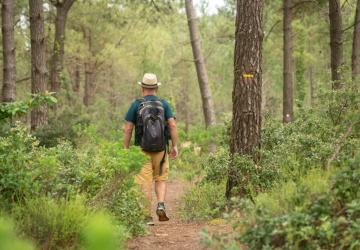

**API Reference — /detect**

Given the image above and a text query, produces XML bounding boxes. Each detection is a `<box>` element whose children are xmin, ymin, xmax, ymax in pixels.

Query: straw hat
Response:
<box><xmin>138</xmin><ymin>73</ymin><xmax>162</xmax><ymax>88</ymax></box>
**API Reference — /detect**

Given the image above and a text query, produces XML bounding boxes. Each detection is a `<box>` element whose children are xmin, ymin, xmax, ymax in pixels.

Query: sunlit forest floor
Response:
<box><xmin>127</xmin><ymin>178</ymin><xmax>230</xmax><ymax>250</ymax></box>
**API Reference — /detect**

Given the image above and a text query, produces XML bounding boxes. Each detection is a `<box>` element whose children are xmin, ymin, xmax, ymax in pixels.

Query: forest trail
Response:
<box><xmin>127</xmin><ymin>179</ymin><xmax>227</xmax><ymax>250</ymax></box>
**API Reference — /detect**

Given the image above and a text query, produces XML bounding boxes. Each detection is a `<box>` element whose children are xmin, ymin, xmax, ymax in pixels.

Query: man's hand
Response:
<box><xmin>167</xmin><ymin>118</ymin><xmax>178</xmax><ymax>159</ymax></box>
<box><xmin>170</xmin><ymin>146</ymin><xmax>178</xmax><ymax>159</ymax></box>
<box><xmin>123</xmin><ymin>122</ymin><xmax>134</xmax><ymax>149</ymax></box>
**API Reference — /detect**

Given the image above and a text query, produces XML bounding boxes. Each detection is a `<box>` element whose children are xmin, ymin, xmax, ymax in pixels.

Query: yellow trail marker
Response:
<box><xmin>243</xmin><ymin>73</ymin><xmax>254</xmax><ymax>78</ymax></box>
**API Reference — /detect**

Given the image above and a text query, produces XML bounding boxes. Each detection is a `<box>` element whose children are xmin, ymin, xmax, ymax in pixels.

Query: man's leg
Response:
<box><xmin>155</xmin><ymin>180</ymin><xmax>169</xmax><ymax>221</ymax></box>
<box><xmin>135</xmin><ymin>158</ymin><xmax>154</xmax><ymax>225</ymax></box>
<box><xmin>155</xmin><ymin>181</ymin><xmax>167</xmax><ymax>202</ymax></box>
<box><xmin>152</xmin><ymin>151</ymin><xmax>170</xmax><ymax>221</ymax></box>
<box><xmin>141</xmin><ymin>181</ymin><xmax>152</xmax><ymax>214</ymax></box>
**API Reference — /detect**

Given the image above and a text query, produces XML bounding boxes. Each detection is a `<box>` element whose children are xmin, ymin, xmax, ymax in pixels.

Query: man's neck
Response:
<box><xmin>142</xmin><ymin>92</ymin><xmax>157</xmax><ymax>97</ymax></box>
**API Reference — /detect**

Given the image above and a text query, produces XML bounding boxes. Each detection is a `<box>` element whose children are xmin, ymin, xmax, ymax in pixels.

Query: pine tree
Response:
<box><xmin>226</xmin><ymin>0</ymin><xmax>264</xmax><ymax>198</ymax></box>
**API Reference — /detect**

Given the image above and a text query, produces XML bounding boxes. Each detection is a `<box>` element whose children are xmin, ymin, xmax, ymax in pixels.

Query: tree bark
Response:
<box><xmin>72</xmin><ymin>59</ymin><xmax>81</xmax><ymax>93</ymax></box>
<box><xmin>29</xmin><ymin>0</ymin><xmax>48</xmax><ymax>130</ymax></box>
<box><xmin>83</xmin><ymin>61</ymin><xmax>94</xmax><ymax>106</ymax></box>
<box><xmin>329</xmin><ymin>0</ymin><xmax>344</xmax><ymax>89</ymax></box>
<box><xmin>309</xmin><ymin>66</ymin><xmax>315</xmax><ymax>106</ymax></box>
<box><xmin>184</xmin><ymin>80</ymin><xmax>190</xmax><ymax>134</ymax></box>
<box><xmin>49</xmin><ymin>0</ymin><xmax>76</xmax><ymax>94</ymax></box>
<box><xmin>283</xmin><ymin>0</ymin><xmax>294</xmax><ymax>123</ymax></box>
<box><xmin>226</xmin><ymin>0</ymin><xmax>264</xmax><ymax>198</ymax></box>
<box><xmin>352</xmin><ymin>0</ymin><xmax>360</xmax><ymax>80</ymax></box>
<box><xmin>1</xmin><ymin>0</ymin><xmax>16</xmax><ymax>102</ymax></box>
<box><xmin>185</xmin><ymin>0</ymin><xmax>216</xmax><ymax>127</ymax></box>
<box><xmin>83</xmin><ymin>28</ymin><xmax>95</xmax><ymax>106</ymax></box>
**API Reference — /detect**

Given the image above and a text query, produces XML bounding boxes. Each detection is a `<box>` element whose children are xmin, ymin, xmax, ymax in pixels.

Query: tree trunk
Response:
<box><xmin>50</xmin><ymin>0</ymin><xmax>76</xmax><ymax>94</ymax></box>
<box><xmin>72</xmin><ymin>59</ymin><xmax>81</xmax><ymax>93</ymax></box>
<box><xmin>309</xmin><ymin>66</ymin><xmax>315</xmax><ymax>106</ymax></box>
<box><xmin>183</xmin><ymin>75</ymin><xmax>190</xmax><ymax>133</ymax></box>
<box><xmin>1</xmin><ymin>0</ymin><xmax>16</xmax><ymax>102</ymax></box>
<box><xmin>185</xmin><ymin>0</ymin><xmax>216</xmax><ymax>127</ymax></box>
<box><xmin>29</xmin><ymin>0</ymin><xmax>48</xmax><ymax>131</ymax></box>
<box><xmin>283</xmin><ymin>0</ymin><xmax>293</xmax><ymax>123</ymax></box>
<box><xmin>83</xmin><ymin>61</ymin><xmax>94</xmax><ymax>106</ymax></box>
<box><xmin>329</xmin><ymin>0</ymin><xmax>344</xmax><ymax>89</ymax></box>
<box><xmin>352</xmin><ymin>0</ymin><xmax>360</xmax><ymax>80</ymax></box>
<box><xmin>83</xmin><ymin>28</ymin><xmax>94</xmax><ymax>106</ymax></box>
<box><xmin>226</xmin><ymin>0</ymin><xmax>264</xmax><ymax>198</ymax></box>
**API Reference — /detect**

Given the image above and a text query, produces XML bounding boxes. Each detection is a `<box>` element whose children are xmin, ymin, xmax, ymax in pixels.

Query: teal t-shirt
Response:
<box><xmin>124</xmin><ymin>95</ymin><xmax>174</xmax><ymax>124</ymax></box>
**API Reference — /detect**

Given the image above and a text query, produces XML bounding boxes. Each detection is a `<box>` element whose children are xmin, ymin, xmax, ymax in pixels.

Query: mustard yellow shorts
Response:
<box><xmin>135</xmin><ymin>151</ymin><xmax>169</xmax><ymax>185</ymax></box>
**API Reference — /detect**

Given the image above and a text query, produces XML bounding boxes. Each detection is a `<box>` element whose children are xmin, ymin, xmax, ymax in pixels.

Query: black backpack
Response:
<box><xmin>135</xmin><ymin>98</ymin><xmax>167</xmax><ymax>152</ymax></box>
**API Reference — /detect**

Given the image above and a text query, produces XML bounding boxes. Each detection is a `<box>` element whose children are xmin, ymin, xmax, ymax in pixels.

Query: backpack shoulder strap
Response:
<box><xmin>136</xmin><ymin>98</ymin><xmax>146</xmax><ymax>103</ymax></box>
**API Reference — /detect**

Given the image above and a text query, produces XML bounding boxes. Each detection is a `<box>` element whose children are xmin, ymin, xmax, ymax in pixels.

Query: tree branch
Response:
<box><xmin>16</xmin><ymin>77</ymin><xmax>31</xmax><ymax>83</ymax></box>
<box><xmin>63</xmin><ymin>0</ymin><xmax>76</xmax><ymax>12</ymax></box>
<box><xmin>326</xmin><ymin>121</ymin><xmax>359</xmax><ymax>170</ymax></box>
<box><xmin>290</xmin><ymin>0</ymin><xmax>317</xmax><ymax>10</ymax></box>
<box><xmin>265</xmin><ymin>20</ymin><xmax>281</xmax><ymax>41</ymax></box>
<box><xmin>150</xmin><ymin>0</ymin><xmax>161</xmax><ymax>12</ymax></box>
<box><xmin>343</xmin><ymin>19</ymin><xmax>360</xmax><ymax>33</ymax></box>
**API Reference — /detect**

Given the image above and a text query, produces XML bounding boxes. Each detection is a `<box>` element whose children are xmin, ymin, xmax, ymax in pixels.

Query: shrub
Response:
<box><xmin>179</xmin><ymin>125</ymin><xmax>228</xmax><ymax>152</ymax></box>
<box><xmin>0</xmin><ymin>217</ymin><xmax>35</xmax><ymax>250</ymax></box>
<box><xmin>77</xmin><ymin>142</ymin><xmax>145</xmax><ymax>198</ymax></box>
<box><xmin>227</xmin><ymin>154</ymin><xmax>280</xmax><ymax>199</ymax></box>
<box><xmin>0</xmin><ymin>93</ymin><xmax>57</xmax><ymax>124</ymax></box>
<box><xmin>0</xmin><ymin>125</ymin><xmax>39</xmax><ymax>205</ymax></box>
<box><xmin>202</xmin><ymin>147</ymin><xmax>230</xmax><ymax>183</ymax></box>
<box><xmin>207</xmin><ymin>155</ymin><xmax>360</xmax><ymax>250</ymax></box>
<box><xmin>0</xmin><ymin>124</ymin><xmax>145</xmax><ymax>205</ymax></box>
<box><xmin>33</xmin><ymin>110</ymin><xmax>90</xmax><ymax>147</ymax></box>
<box><xmin>81</xmin><ymin>212</ymin><xmax>127</xmax><ymax>250</ymax></box>
<box><xmin>0</xmin><ymin>124</ymin><xmax>146</xmax><ymax>248</ymax></box>
<box><xmin>260</xmin><ymin>112</ymin><xmax>334</xmax><ymax>180</ymax></box>
<box><xmin>108</xmin><ymin>181</ymin><xmax>146</xmax><ymax>236</ymax></box>
<box><xmin>180</xmin><ymin>181</ymin><xmax>227</xmax><ymax>221</ymax></box>
<box><xmin>12</xmin><ymin>197</ymin><xmax>89</xmax><ymax>249</ymax></box>
<box><xmin>254</xmin><ymin>169</ymin><xmax>331</xmax><ymax>216</ymax></box>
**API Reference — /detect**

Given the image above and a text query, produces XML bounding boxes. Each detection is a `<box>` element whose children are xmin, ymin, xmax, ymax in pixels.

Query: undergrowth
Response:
<box><xmin>0</xmin><ymin>123</ymin><xmax>147</xmax><ymax>249</ymax></box>
<box><xmin>199</xmin><ymin>84</ymin><xmax>360</xmax><ymax>249</ymax></box>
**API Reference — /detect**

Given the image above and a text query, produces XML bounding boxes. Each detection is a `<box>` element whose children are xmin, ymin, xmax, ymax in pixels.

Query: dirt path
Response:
<box><xmin>127</xmin><ymin>179</ymin><xmax>216</xmax><ymax>250</ymax></box>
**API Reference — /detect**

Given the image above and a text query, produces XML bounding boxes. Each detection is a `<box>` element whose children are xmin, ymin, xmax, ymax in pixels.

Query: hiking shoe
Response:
<box><xmin>145</xmin><ymin>216</ymin><xmax>155</xmax><ymax>226</ymax></box>
<box><xmin>156</xmin><ymin>203</ymin><xmax>170</xmax><ymax>222</ymax></box>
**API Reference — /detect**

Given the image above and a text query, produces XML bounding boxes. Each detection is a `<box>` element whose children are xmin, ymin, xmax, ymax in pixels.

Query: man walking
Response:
<box><xmin>124</xmin><ymin>73</ymin><xmax>178</xmax><ymax>225</ymax></box>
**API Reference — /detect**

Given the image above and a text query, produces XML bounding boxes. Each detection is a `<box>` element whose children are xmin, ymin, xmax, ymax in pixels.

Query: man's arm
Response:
<box><xmin>167</xmin><ymin>118</ymin><xmax>178</xmax><ymax>158</ymax></box>
<box><xmin>123</xmin><ymin>121</ymin><xmax>134</xmax><ymax>149</ymax></box>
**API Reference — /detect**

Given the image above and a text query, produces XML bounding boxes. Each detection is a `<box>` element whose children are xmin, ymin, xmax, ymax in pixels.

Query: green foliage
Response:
<box><xmin>0</xmin><ymin>123</ymin><xmax>147</xmax><ymax>248</ymax></box>
<box><xmin>238</xmin><ymin>162</ymin><xmax>360</xmax><ymax>250</ymax></box>
<box><xmin>200</xmin><ymin>86</ymin><xmax>360</xmax><ymax>248</ymax></box>
<box><xmin>3</xmin><ymin>0</ymin><xmax>360</xmax><ymax>248</ymax></box>
<box><xmin>179</xmin><ymin>86</ymin><xmax>360</xmax><ymax>247</ymax></box>
<box><xmin>0</xmin><ymin>93</ymin><xmax>57</xmax><ymax>123</ymax></box>
<box><xmin>330</xmin><ymin>155</ymin><xmax>360</xmax><ymax>204</ymax></box>
<box><xmin>261</xmin><ymin>111</ymin><xmax>334</xmax><ymax>178</ymax></box>
<box><xmin>108</xmin><ymin>182</ymin><xmax>146</xmax><ymax>236</ymax></box>
<box><xmin>12</xmin><ymin>197</ymin><xmax>128</xmax><ymax>250</ymax></box>
<box><xmin>180</xmin><ymin>181</ymin><xmax>226</xmax><ymax>221</ymax></box>
<box><xmin>0</xmin><ymin>125</ymin><xmax>39</xmax><ymax>204</ymax></box>
<box><xmin>12</xmin><ymin>197</ymin><xmax>89</xmax><ymax>250</ymax></box>
<box><xmin>0</xmin><ymin>124</ymin><xmax>146</xmax><ymax>205</ymax></box>
<box><xmin>229</xmin><ymin>154</ymin><xmax>280</xmax><ymax>199</ymax></box>
<box><xmin>0</xmin><ymin>217</ymin><xmax>35</xmax><ymax>250</ymax></box>
<box><xmin>321</xmin><ymin>81</ymin><xmax>360</xmax><ymax>126</ymax></box>
<box><xmin>254</xmin><ymin>169</ymin><xmax>331</xmax><ymax>216</ymax></box>
<box><xmin>81</xmin><ymin>212</ymin><xmax>127</xmax><ymax>250</ymax></box>
<box><xmin>179</xmin><ymin>125</ymin><xmax>226</xmax><ymax>151</ymax></box>
<box><xmin>174</xmin><ymin>124</ymin><xmax>229</xmax><ymax>181</ymax></box>
<box><xmin>204</xmin><ymin>161</ymin><xmax>360</xmax><ymax>249</ymax></box>
<box><xmin>33</xmin><ymin>108</ymin><xmax>90</xmax><ymax>147</ymax></box>
<box><xmin>201</xmin><ymin>147</ymin><xmax>230</xmax><ymax>183</ymax></box>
